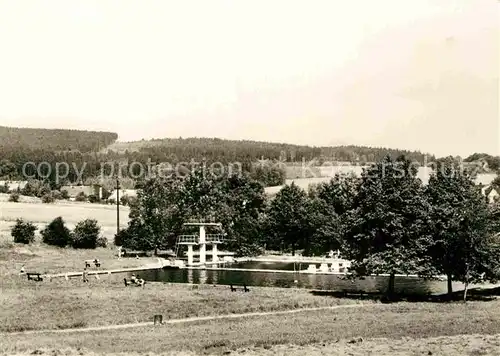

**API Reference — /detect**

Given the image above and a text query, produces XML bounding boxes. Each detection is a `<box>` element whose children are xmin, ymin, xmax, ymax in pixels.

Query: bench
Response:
<box><xmin>26</xmin><ymin>273</ymin><xmax>43</xmax><ymax>282</ymax></box>
<box><xmin>230</xmin><ymin>284</ymin><xmax>249</xmax><ymax>292</ymax></box>
<box><xmin>85</xmin><ymin>259</ymin><xmax>101</xmax><ymax>268</ymax></box>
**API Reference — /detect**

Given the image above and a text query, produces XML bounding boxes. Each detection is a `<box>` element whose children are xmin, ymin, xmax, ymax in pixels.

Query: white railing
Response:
<box><xmin>205</xmin><ymin>234</ymin><xmax>225</xmax><ymax>243</ymax></box>
<box><xmin>177</xmin><ymin>234</ymin><xmax>226</xmax><ymax>244</ymax></box>
<box><xmin>177</xmin><ymin>235</ymin><xmax>198</xmax><ymax>244</ymax></box>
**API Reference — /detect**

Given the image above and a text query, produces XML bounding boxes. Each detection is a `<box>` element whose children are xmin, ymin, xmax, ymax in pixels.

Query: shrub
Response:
<box><xmin>20</xmin><ymin>180</ymin><xmax>51</xmax><ymax>197</ymax></box>
<box><xmin>51</xmin><ymin>190</ymin><xmax>62</xmax><ymax>200</ymax></box>
<box><xmin>114</xmin><ymin>229</ymin><xmax>127</xmax><ymax>246</ymax></box>
<box><xmin>127</xmin><ymin>196</ymin><xmax>139</xmax><ymax>208</ymax></box>
<box><xmin>60</xmin><ymin>190</ymin><xmax>70</xmax><ymax>200</ymax></box>
<box><xmin>11</xmin><ymin>219</ymin><xmax>37</xmax><ymax>244</ymax></box>
<box><xmin>101</xmin><ymin>188</ymin><xmax>112</xmax><ymax>200</ymax></box>
<box><xmin>108</xmin><ymin>198</ymin><xmax>116</xmax><ymax>205</ymax></box>
<box><xmin>120</xmin><ymin>195</ymin><xmax>130</xmax><ymax>206</ymax></box>
<box><xmin>88</xmin><ymin>194</ymin><xmax>100</xmax><ymax>203</ymax></box>
<box><xmin>0</xmin><ymin>183</ymin><xmax>9</xmax><ymax>193</ymax></box>
<box><xmin>75</xmin><ymin>192</ymin><xmax>87</xmax><ymax>202</ymax></box>
<box><xmin>38</xmin><ymin>185</ymin><xmax>51</xmax><ymax>198</ymax></box>
<box><xmin>71</xmin><ymin>219</ymin><xmax>101</xmax><ymax>249</ymax></box>
<box><xmin>20</xmin><ymin>181</ymin><xmax>36</xmax><ymax>196</ymax></box>
<box><xmin>8</xmin><ymin>192</ymin><xmax>20</xmax><ymax>202</ymax></box>
<box><xmin>41</xmin><ymin>193</ymin><xmax>55</xmax><ymax>204</ymax></box>
<box><xmin>41</xmin><ymin>217</ymin><xmax>72</xmax><ymax>247</ymax></box>
<box><xmin>96</xmin><ymin>236</ymin><xmax>107</xmax><ymax>248</ymax></box>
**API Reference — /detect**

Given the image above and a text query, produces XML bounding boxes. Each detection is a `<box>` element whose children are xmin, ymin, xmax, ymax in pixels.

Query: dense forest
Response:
<box><xmin>0</xmin><ymin>126</ymin><xmax>118</xmax><ymax>152</ymax></box>
<box><xmin>3</xmin><ymin>126</ymin><xmax>498</xmax><ymax>188</ymax></box>
<box><xmin>109</xmin><ymin>137</ymin><xmax>435</xmax><ymax>164</ymax></box>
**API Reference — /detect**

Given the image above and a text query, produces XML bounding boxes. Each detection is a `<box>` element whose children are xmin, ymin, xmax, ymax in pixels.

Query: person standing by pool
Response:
<box><xmin>130</xmin><ymin>273</ymin><xmax>137</xmax><ymax>284</ymax></box>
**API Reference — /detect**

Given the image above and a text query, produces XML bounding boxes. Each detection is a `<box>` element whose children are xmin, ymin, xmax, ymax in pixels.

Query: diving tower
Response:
<box><xmin>176</xmin><ymin>222</ymin><xmax>226</xmax><ymax>267</ymax></box>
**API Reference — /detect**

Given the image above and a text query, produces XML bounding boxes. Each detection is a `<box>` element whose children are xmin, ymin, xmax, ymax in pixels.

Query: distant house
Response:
<box><xmin>482</xmin><ymin>185</ymin><xmax>500</xmax><ymax>204</ymax></box>
<box><xmin>0</xmin><ymin>180</ymin><xmax>28</xmax><ymax>191</ymax></box>
<box><xmin>107</xmin><ymin>189</ymin><xmax>137</xmax><ymax>202</ymax></box>
<box><xmin>60</xmin><ymin>184</ymin><xmax>102</xmax><ymax>199</ymax></box>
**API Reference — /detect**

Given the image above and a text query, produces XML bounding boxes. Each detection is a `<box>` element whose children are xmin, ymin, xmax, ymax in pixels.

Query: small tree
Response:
<box><xmin>71</xmin><ymin>219</ymin><xmax>101</xmax><ymax>249</ymax></box>
<box><xmin>11</xmin><ymin>219</ymin><xmax>37</xmax><ymax>244</ymax></box>
<box><xmin>41</xmin><ymin>217</ymin><xmax>72</xmax><ymax>247</ymax></box>
<box><xmin>8</xmin><ymin>192</ymin><xmax>20</xmax><ymax>202</ymax></box>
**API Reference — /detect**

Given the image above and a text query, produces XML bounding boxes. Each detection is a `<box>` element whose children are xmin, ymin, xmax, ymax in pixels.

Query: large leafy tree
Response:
<box><xmin>308</xmin><ymin>174</ymin><xmax>359</xmax><ymax>255</ymax></box>
<box><xmin>119</xmin><ymin>169</ymin><xmax>267</xmax><ymax>256</ymax></box>
<box><xmin>217</xmin><ymin>174</ymin><xmax>267</xmax><ymax>256</ymax></box>
<box><xmin>341</xmin><ymin>156</ymin><xmax>432</xmax><ymax>298</ymax></box>
<box><xmin>425</xmin><ymin>158</ymin><xmax>500</xmax><ymax>300</ymax></box>
<box><xmin>267</xmin><ymin>182</ymin><xmax>315</xmax><ymax>255</ymax></box>
<box><xmin>119</xmin><ymin>176</ymin><xmax>186</xmax><ymax>254</ymax></box>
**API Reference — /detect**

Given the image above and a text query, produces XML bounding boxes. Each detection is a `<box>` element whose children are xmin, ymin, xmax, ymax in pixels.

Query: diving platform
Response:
<box><xmin>176</xmin><ymin>222</ymin><xmax>226</xmax><ymax>267</ymax></box>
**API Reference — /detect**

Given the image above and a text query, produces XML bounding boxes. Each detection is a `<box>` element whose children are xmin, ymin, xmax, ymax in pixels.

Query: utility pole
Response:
<box><xmin>116</xmin><ymin>177</ymin><xmax>120</xmax><ymax>236</ymax></box>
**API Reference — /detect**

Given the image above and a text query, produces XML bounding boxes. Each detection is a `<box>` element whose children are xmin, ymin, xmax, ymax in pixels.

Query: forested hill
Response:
<box><xmin>108</xmin><ymin>137</ymin><xmax>435</xmax><ymax>164</ymax></box>
<box><xmin>0</xmin><ymin>129</ymin><xmax>435</xmax><ymax>187</ymax></box>
<box><xmin>0</xmin><ymin>126</ymin><xmax>118</xmax><ymax>153</ymax></box>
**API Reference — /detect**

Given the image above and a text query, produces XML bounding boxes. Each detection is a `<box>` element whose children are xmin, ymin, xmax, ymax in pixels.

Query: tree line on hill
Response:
<box><xmin>115</xmin><ymin>137</ymin><xmax>435</xmax><ymax>164</ymax></box>
<box><xmin>0</xmin><ymin>127</ymin><xmax>439</xmax><ymax>188</ymax></box>
<box><xmin>116</xmin><ymin>155</ymin><xmax>500</xmax><ymax>301</ymax></box>
<box><xmin>0</xmin><ymin>126</ymin><xmax>118</xmax><ymax>153</ymax></box>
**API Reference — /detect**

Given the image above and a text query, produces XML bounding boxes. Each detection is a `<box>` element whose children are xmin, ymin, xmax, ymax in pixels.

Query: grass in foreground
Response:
<box><xmin>3</xmin><ymin>334</ymin><xmax>500</xmax><ymax>356</ymax></box>
<box><xmin>0</xmin><ymin>279</ymin><xmax>362</xmax><ymax>332</ymax></box>
<box><xmin>1</xmin><ymin>300</ymin><xmax>499</xmax><ymax>355</ymax></box>
<box><xmin>0</xmin><ymin>243</ymin><xmax>365</xmax><ymax>333</ymax></box>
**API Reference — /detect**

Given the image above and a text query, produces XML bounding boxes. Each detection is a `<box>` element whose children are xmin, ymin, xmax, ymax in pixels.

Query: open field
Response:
<box><xmin>2</xmin><ymin>300</ymin><xmax>500</xmax><ymax>354</ymax></box>
<box><xmin>0</xmin><ymin>243</ymin><xmax>365</xmax><ymax>333</ymax></box>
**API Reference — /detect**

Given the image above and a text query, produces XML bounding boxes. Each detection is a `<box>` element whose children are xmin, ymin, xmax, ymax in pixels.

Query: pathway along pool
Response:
<box><xmin>134</xmin><ymin>261</ymin><xmax>484</xmax><ymax>295</ymax></box>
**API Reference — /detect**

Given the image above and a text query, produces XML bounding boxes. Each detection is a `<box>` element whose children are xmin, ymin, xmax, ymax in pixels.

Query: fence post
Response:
<box><xmin>154</xmin><ymin>315</ymin><xmax>163</xmax><ymax>325</ymax></box>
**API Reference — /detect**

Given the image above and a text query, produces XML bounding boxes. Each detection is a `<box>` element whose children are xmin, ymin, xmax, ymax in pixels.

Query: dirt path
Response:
<box><xmin>3</xmin><ymin>303</ymin><xmax>376</xmax><ymax>336</ymax></box>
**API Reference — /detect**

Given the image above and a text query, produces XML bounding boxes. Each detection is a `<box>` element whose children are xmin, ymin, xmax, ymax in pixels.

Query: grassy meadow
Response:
<box><xmin>2</xmin><ymin>300</ymin><xmax>500</xmax><ymax>355</ymax></box>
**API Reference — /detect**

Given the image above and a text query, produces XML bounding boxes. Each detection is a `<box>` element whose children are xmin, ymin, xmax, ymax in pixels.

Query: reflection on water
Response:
<box><xmin>134</xmin><ymin>261</ymin><xmax>497</xmax><ymax>295</ymax></box>
<box><xmin>135</xmin><ymin>261</ymin><xmax>459</xmax><ymax>295</ymax></box>
<box><xmin>199</xmin><ymin>269</ymin><xmax>207</xmax><ymax>285</ymax></box>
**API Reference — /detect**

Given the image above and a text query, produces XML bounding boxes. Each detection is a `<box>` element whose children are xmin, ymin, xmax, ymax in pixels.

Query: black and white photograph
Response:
<box><xmin>0</xmin><ymin>1</ymin><xmax>499</xmax><ymax>355</ymax></box>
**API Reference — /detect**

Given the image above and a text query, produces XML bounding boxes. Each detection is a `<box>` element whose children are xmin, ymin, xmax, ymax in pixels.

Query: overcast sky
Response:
<box><xmin>0</xmin><ymin>0</ymin><xmax>498</xmax><ymax>157</ymax></box>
